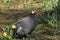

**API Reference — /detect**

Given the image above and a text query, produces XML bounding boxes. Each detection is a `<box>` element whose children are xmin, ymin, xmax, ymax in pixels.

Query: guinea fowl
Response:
<box><xmin>13</xmin><ymin>10</ymin><xmax>37</xmax><ymax>39</ymax></box>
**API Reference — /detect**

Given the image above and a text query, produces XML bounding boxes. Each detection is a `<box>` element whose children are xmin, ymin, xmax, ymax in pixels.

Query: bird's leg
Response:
<box><xmin>17</xmin><ymin>38</ymin><xmax>23</xmax><ymax>40</ymax></box>
<box><xmin>17</xmin><ymin>39</ymin><xmax>21</xmax><ymax>40</ymax></box>
<box><xmin>22</xmin><ymin>37</ymin><xmax>26</xmax><ymax>40</ymax></box>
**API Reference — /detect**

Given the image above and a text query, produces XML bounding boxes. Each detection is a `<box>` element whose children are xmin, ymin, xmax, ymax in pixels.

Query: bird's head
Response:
<box><xmin>31</xmin><ymin>9</ymin><xmax>37</xmax><ymax>15</ymax></box>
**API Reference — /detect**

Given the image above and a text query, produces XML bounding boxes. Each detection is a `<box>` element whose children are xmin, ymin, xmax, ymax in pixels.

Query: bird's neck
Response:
<box><xmin>29</xmin><ymin>14</ymin><xmax>36</xmax><ymax>19</ymax></box>
<box><xmin>26</xmin><ymin>13</ymin><xmax>36</xmax><ymax>18</ymax></box>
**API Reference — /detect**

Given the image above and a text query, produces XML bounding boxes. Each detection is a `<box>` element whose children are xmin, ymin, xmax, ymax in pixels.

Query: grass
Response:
<box><xmin>0</xmin><ymin>23</ymin><xmax>59</xmax><ymax>40</ymax></box>
<box><xmin>0</xmin><ymin>25</ymin><xmax>16</xmax><ymax>40</ymax></box>
<box><xmin>0</xmin><ymin>0</ymin><xmax>59</xmax><ymax>40</ymax></box>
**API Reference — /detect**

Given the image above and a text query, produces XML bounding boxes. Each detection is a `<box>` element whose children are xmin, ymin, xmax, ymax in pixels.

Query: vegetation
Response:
<box><xmin>0</xmin><ymin>0</ymin><xmax>60</xmax><ymax>40</ymax></box>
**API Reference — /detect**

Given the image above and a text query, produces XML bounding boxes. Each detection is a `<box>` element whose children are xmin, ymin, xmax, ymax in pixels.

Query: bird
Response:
<box><xmin>13</xmin><ymin>9</ymin><xmax>37</xmax><ymax>40</ymax></box>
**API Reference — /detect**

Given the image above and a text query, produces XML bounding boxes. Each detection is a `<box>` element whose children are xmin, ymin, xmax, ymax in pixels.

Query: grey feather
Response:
<box><xmin>14</xmin><ymin>15</ymin><xmax>37</xmax><ymax>38</ymax></box>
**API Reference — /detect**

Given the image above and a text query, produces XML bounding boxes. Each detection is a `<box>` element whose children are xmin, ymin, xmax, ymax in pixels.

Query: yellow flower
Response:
<box><xmin>3</xmin><ymin>32</ymin><xmax>7</xmax><ymax>37</ymax></box>
<box><xmin>12</xmin><ymin>25</ymin><xmax>16</xmax><ymax>29</ymax></box>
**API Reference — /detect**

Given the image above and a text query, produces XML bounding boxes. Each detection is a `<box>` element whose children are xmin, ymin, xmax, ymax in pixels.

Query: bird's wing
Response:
<box><xmin>17</xmin><ymin>26</ymin><xmax>25</xmax><ymax>35</ymax></box>
<box><xmin>15</xmin><ymin>17</ymin><xmax>29</xmax><ymax>25</ymax></box>
<box><xmin>17</xmin><ymin>26</ymin><xmax>23</xmax><ymax>33</ymax></box>
<box><xmin>14</xmin><ymin>20</ymin><xmax>23</xmax><ymax>25</ymax></box>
